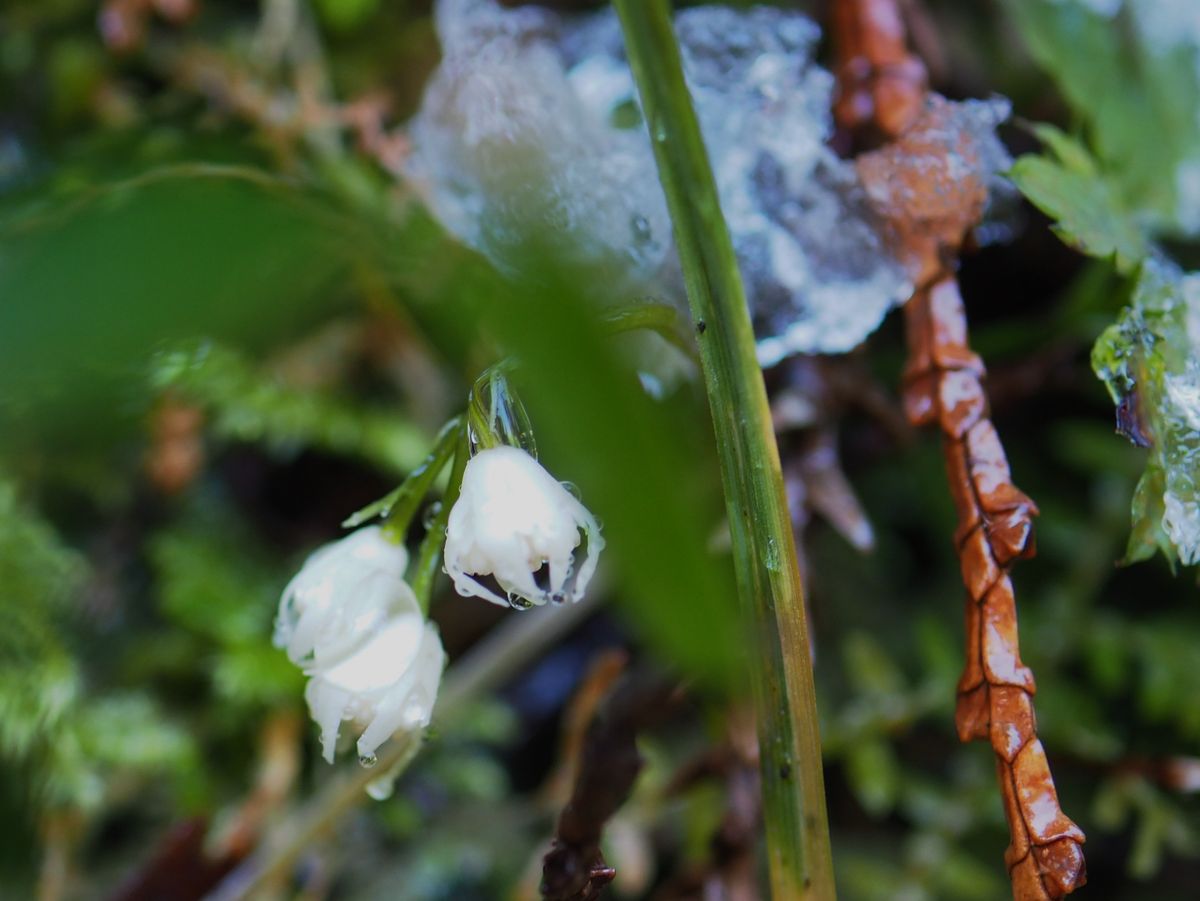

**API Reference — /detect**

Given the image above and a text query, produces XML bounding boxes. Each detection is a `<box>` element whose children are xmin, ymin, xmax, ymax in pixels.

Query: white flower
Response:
<box><xmin>275</xmin><ymin>526</ymin><xmax>446</xmax><ymax>764</ymax></box>
<box><xmin>443</xmin><ymin>446</ymin><xmax>604</xmax><ymax>608</ymax></box>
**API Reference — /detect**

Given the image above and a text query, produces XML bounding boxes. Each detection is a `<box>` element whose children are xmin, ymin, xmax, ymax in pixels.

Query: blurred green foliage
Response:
<box><xmin>0</xmin><ymin>0</ymin><xmax>1199</xmax><ymax>899</ymax></box>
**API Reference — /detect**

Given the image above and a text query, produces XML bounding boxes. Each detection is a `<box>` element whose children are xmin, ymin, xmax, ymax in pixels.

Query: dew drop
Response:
<box><xmin>560</xmin><ymin>480</ymin><xmax>582</xmax><ymax>499</ymax></box>
<box><xmin>630</xmin><ymin>214</ymin><xmax>652</xmax><ymax>244</ymax></box>
<box><xmin>365</xmin><ymin>777</ymin><xmax>394</xmax><ymax>801</ymax></box>
<box><xmin>421</xmin><ymin>501</ymin><xmax>444</xmax><ymax>530</ymax></box>
<box><xmin>358</xmin><ymin>752</ymin><xmax>378</xmax><ymax>769</ymax></box>
<box><xmin>507</xmin><ymin>592</ymin><xmax>534</xmax><ymax>610</ymax></box>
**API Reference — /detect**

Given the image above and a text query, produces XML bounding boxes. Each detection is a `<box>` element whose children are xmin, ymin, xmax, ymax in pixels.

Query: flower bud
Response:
<box><xmin>444</xmin><ymin>446</ymin><xmax>604</xmax><ymax>608</ymax></box>
<box><xmin>275</xmin><ymin>527</ymin><xmax>446</xmax><ymax>764</ymax></box>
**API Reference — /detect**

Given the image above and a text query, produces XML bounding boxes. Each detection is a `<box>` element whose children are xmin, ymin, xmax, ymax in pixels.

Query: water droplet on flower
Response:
<box><xmin>560</xmin><ymin>481</ymin><xmax>582</xmax><ymax>499</ymax></box>
<box><xmin>358</xmin><ymin>752</ymin><xmax>378</xmax><ymax>769</ymax></box>
<box><xmin>507</xmin><ymin>592</ymin><xmax>533</xmax><ymax>610</ymax></box>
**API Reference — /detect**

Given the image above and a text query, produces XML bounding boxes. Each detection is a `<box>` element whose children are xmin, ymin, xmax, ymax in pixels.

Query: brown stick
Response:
<box><xmin>903</xmin><ymin>277</ymin><xmax>1085</xmax><ymax>899</ymax></box>
<box><xmin>832</xmin><ymin>0</ymin><xmax>928</xmax><ymax>140</ymax></box>
<box><xmin>831</xmin><ymin>1</ymin><xmax>1086</xmax><ymax>897</ymax></box>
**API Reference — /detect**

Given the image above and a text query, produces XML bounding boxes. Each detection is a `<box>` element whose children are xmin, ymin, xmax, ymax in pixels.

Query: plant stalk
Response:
<box><xmin>410</xmin><ymin>421</ymin><xmax>470</xmax><ymax>609</ymax></box>
<box><xmin>613</xmin><ymin>2</ymin><xmax>836</xmax><ymax>897</ymax></box>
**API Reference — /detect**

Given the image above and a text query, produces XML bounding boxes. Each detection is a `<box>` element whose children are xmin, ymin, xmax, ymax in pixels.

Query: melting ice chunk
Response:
<box><xmin>1094</xmin><ymin>263</ymin><xmax>1200</xmax><ymax>566</ymax></box>
<box><xmin>408</xmin><ymin>0</ymin><xmax>670</xmax><ymax>290</ymax></box>
<box><xmin>407</xmin><ymin>0</ymin><xmax>1010</xmax><ymax>363</ymax></box>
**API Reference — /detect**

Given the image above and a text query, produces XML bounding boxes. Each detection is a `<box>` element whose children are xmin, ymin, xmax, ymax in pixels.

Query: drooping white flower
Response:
<box><xmin>275</xmin><ymin>526</ymin><xmax>446</xmax><ymax>764</ymax></box>
<box><xmin>443</xmin><ymin>446</ymin><xmax>604</xmax><ymax>608</ymax></box>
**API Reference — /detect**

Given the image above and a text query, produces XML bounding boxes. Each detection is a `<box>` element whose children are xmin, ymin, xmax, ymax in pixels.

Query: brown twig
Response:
<box><xmin>831</xmin><ymin>1</ymin><xmax>1086</xmax><ymax>897</ymax></box>
<box><xmin>832</xmin><ymin>0</ymin><xmax>928</xmax><ymax>143</ymax></box>
<box><xmin>902</xmin><ymin>277</ymin><xmax>1086</xmax><ymax>899</ymax></box>
<box><xmin>541</xmin><ymin>677</ymin><xmax>679</xmax><ymax>901</ymax></box>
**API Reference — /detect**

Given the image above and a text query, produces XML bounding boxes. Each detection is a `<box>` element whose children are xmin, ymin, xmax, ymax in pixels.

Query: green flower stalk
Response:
<box><xmin>614</xmin><ymin>2</ymin><xmax>836</xmax><ymax>897</ymax></box>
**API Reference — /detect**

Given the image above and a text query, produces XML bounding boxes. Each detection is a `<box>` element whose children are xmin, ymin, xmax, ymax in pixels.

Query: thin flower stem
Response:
<box><xmin>343</xmin><ymin>415</ymin><xmax>460</xmax><ymax>536</ymax></box>
<box><xmin>613</xmin><ymin>2</ymin><xmax>836</xmax><ymax>898</ymax></box>
<box><xmin>409</xmin><ymin>420</ymin><xmax>470</xmax><ymax>609</ymax></box>
<box><xmin>600</xmin><ymin>302</ymin><xmax>698</xmax><ymax>361</ymax></box>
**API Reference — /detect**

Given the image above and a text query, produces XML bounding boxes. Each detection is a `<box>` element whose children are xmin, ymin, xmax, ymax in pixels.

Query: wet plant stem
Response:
<box><xmin>410</xmin><ymin>420</ymin><xmax>470</xmax><ymax>609</ymax></box>
<box><xmin>600</xmin><ymin>302</ymin><xmax>698</xmax><ymax>361</ymax></box>
<box><xmin>614</xmin><ymin>2</ymin><xmax>836</xmax><ymax>897</ymax></box>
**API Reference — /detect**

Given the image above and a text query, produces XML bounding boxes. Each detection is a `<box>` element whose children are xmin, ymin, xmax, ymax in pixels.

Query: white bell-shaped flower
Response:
<box><xmin>275</xmin><ymin>526</ymin><xmax>446</xmax><ymax>764</ymax></box>
<box><xmin>443</xmin><ymin>446</ymin><xmax>604</xmax><ymax>608</ymax></box>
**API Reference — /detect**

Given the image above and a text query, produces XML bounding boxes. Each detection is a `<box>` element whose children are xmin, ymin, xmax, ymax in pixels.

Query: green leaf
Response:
<box><xmin>1009</xmin><ymin>151</ymin><xmax>1148</xmax><ymax>274</ymax></box>
<box><xmin>0</xmin><ymin>481</ymin><xmax>85</xmax><ymax>759</ymax></box>
<box><xmin>1008</xmin><ymin>0</ymin><xmax>1200</xmax><ymax>230</ymax></box>
<box><xmin>150</xmin><ymin>517</ymin><xmax>280</xmax><ymax>646</ymax></box>
<box><xmin>0</xmin><ymin>166</ymin><xmax>362</xmax><ymax>451</ymax></box>
<box><xmin>845</xmin><ymin>739</ymin><xmax>899</xmax><ymax>817</ymax></box>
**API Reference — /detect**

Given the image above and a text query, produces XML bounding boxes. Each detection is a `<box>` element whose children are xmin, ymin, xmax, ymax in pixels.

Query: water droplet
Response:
<box><xmin>358</xmin><ymin>752</ymin><xmax>378</xmax><ymax>769</ymax></box>
<box><xmin>365</xmin><ymin>776</ymin><xmax>394</xmax><ymax>801</ymax></box>
<box><xmin>507</xmin><ymin>592</ymin><xmax>533</xmax><ymax>610</ymax></box>
<box><xmin>630</xmin><ymin>215</ymin><xmax>652</xmax><ymax>244</ymax></box>
<box><xmin>421</xmin><ymin>501</ymin><xmax>443</xmax><ymax>530</ymax></box>
<box><xmin>560</xmin><ymin>481</ymin><xmax>582</xmax><ymax>499</ymax></box>
<box><xmin>763</xmin><ymin>537</ymin><xmax>780</xmax><ymax>572</ymax></box>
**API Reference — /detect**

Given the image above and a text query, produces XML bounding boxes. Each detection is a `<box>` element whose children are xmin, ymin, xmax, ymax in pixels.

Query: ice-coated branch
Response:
<box><xmin>613</xmin><ymin>1</ymin><xmax>836</xmax><ymax>897</ymax></box>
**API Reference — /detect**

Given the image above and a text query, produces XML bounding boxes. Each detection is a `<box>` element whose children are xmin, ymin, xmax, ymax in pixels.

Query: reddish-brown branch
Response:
<box><xmin>903</xmin><ymin>279</ymin><xmax>1085</xmax><ymax>899</ymax></box>
<box><xmin>831</xmin><ymin>1</ymin><xmax>1086</xmax><ymax>897</ymax></box>
<box><xmin>832</xmin><ymin>0</ymin><xmax>928</xmax><ymax>141</ymax></box>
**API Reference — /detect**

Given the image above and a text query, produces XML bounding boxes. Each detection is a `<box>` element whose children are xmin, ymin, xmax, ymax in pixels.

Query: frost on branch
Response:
<box><xmin>1093</xmin><ymin>261</ymin><xmax>1200</xmax><ymax>566</ymax></box>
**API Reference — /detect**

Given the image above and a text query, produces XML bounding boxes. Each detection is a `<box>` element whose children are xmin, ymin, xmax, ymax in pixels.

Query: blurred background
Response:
<box><xmin>1</xmin><ymin>1</ymin><xmax>1199</xmax><ymax>899</ymax></box>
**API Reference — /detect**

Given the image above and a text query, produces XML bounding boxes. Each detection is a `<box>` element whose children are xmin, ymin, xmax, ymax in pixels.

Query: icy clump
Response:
<box><xmin>1093</xmin><ymin>262</ymin><xmax>1200</xmax><ymax>565</ymax></box>
<box><xmin>408</xmin><ymin>0</ymin><xmax>671</xmax><ymax>290</ymax></box>
<box><xmin>407</xmin><ymin>1</ymin><xmax>1014</xmax><ymax>363</ymax></box>
<box><xmin>672</xmin><ymin>7</ymin><xmax>912</xmax><ymax>364</ymax></box>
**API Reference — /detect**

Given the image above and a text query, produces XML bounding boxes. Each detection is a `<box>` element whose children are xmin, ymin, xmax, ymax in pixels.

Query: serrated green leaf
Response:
<box><xmin>1009</xmin><ymin>154</ymin><xmax>1148</xmax><ymax>273</ymax></box>
<box><xmin>1029</xmin><ymin>123</ymin><xmax>1098</xmax><ymax>177</ymax></box>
